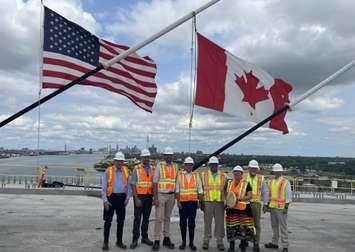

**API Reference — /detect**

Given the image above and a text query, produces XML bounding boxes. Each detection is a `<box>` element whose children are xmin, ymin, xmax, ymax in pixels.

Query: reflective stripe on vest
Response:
<box><xmin>228</xmin><ymin>179</ymin><xmax>249</xmax><ymax>210</ymax></box>
<box><xmin>246</xmin><ymin>174</ymin><xmax>264</xmax><ymax>203</ymax></box>
<box><xmin>158</xmin><ymin>163</ymin><xmax>177</xmax><ymax>191</ymax></box>
<box><xmin>179</xmin><ymin>172</ymin><xmax>199</xmax><ymax>202</ymax></box>
<box><xmin>268</xmin><ymin>177</ymin><xmax>288</xmax><ymax>209</ymax></box>
<box><xmin>202</xmin><ymin>170</ymin><xmax>226</xmax><ymax>202</ymax></box>
<box><xmin>106</xmin><ymin>166</ymin><xmax>128</xmax><ymax>196</ymax></box>
<box><xmin>135</xmin><ymin>165</ymin><xmax>155</xmax><ymax>195</ymax></box>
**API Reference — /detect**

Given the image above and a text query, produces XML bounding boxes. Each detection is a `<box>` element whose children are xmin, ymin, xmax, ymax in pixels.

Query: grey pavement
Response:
<box><xmin>0</xmin><ymin>194</ymin><xmax>354</xmax><ymax>252</ymax></box>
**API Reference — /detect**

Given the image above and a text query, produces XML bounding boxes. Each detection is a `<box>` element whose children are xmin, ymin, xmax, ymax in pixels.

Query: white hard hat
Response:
<box><xmin>113</xmin><ymin>151</ymin><xmax>125</xmax><ymax>161</ymax></box>
<box><xmin>208</xmin><ymin>156</ymin><xmax>219</xmax><ymax>164</ymax></box>
<box><xmin>140</xmin><ymin>149</ymin><xmax>151</xmax><ymax>157</ymax></box>
<box><xmin>184</xmin><ymin>157</ymin><xmax>194</xmax><ymax>164</ymax></box>
<box><xmin>163</xmin><ymin>147</ymin><xmax>173</xmax><ymax>155</ymax></box>
<box><xmin>272</xmin><ymin>163</ymin><xmax>284</xmax><ymax>172</ymax></box>
<box><xmin>248</xmin><ymin>160</ymin><xmax>259</xmax><ymax>169</ymax></box>
<box><xmin>233</xmin><ymin>165</ymin><xmax>243</xmax><ymax>173</ymax></box>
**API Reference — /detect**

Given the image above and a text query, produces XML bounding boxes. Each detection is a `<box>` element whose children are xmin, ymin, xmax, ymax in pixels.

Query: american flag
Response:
<box><xmin>42</xmin><ymin>7</ymin><xmax>157</xmax><ymax>112</ymax></box>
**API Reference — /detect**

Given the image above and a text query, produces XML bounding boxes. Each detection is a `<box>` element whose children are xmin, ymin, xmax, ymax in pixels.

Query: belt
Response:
<box><xmin>111</xmin><ymin>193</ymin><xmax>126</xmax><ymax>196</ymax></box>
<box><xmin>160</xmin><ymin>192</ymin><xmax>175</xmax><ymax>194</ymax></box>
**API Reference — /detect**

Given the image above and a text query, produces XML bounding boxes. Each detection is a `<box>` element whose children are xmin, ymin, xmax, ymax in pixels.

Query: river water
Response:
<box><xmin>0</xmin><ymin>153</ymin><xmax>106</xmax><ymax>177</ymax></box>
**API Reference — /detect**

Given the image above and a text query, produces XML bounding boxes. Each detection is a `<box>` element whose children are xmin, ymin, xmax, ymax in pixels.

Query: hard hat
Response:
<box><xmin>208</xmin><ymin>156</ymin><xmax>219</xmax><ymax>164</ymax></box>
<box><xmin>113</xmin><ymin>151</ymin><xmax>125</xmax><ymax>161</ymax></box>
<box><xmin>232</xmin><ymin>165</ymin><xmax>243</xmax><ymax>173</ymax></box>
<box><xmin>163</xmin><ymin>147</ymin><xmax>173</xmax><ymax>155</ymax></box>
<box><xmin>184</xmin><ymin>157</ymin><xmax>194</xmax><ymax>164</ymax></box>
<box><xmin>248</xmin><ymin>160</ymin><xmax>259</xmax><ymax>169</ymax></box>
<box><xmin>272</xmin><ymin>163</ymin><xmax>284</xmax><ymax>172</ymax></box>
<box><xmin>140</xmin><ymin>149</ymin><xmax>151</xmax><ymax>157</ymax></box>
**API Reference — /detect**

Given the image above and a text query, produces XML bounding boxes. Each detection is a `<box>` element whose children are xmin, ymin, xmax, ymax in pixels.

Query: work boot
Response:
<box><xmin>217</xmin><ymin>243</ymin><xmax>225</xmax><ymax>251</ymax></box>
<box><xmin>264</xmin><ymin>243</ymin><xmax>279</xmax><ymax>249</ymax></box>
<box><xmin>189</xmin><ymin>243</ymin><xmax>197</xmax><ymax>251</ymax></box>
<box><xmin>130</xmin><ymin>240</ymin><xmax>138</xmax><ymax>249</ymax></box>
<box><xmin>163</xmin><ymin>237</ymin><xmax>175</xmax><ymax>249</ymax></box>
<box><xmin>228</xmin><ymin>241</ymin><xmax>235</xmax><ymax>252</ymax></box>
<box><xmin>179</xmin><ymin>241</ymin><xmax>186</xmax><ymax>250</ymax></box>
<box><xmin>142</xmin><ymin>237</ymin><xmax>154</xmax><ymax>246</ymax></box>
<box><xmin>115</xmin><ymin>242</ymin><xmax>127</xmax><ymax>249</ymax></box>
<box><xmin>253</xmin><ymin>242</ymin><xmax>260</xmax><ymax>251</ymax></box>
<box><xmin>152</xmin><ymin>240</ymin><xmax>160</xmax><ymax>251</ymax></box>
<box><xmin>188</xmin><ymin>226</ymin><xmax>196</xmax><ymax>250</ymax></box>
<box><xmin>202</xmin><ymin>241</ymin><xmax>209</xmax><ymax>250</ymax></box>
<box><xmin>282</xmin><ymin>248</ymin><xmax>288</xmax><ymax>252</ymax></box>
<box><xmin>102</xmin><ymin>243</ymin><xmax>109</xmax><ymax>250</ymax></box>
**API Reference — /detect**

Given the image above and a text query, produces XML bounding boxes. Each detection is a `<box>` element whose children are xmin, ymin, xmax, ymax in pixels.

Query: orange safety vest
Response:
<box><xmin>202</xmin><ymin>170</ymin><xmax>226</xmax><ymax>202</ymax></box>
<box><xmin>227</xmin><ymin>179</ymin><xmax>249</xmax><ymax>210</ymax></box>
<box><xmin>37</xmin><ymin>168</ymin><xmax>47</xmax><ymax>188</ymax></box>
<box><xmin>135</xmin><ymin>164</ymin><xmax>155</xmax><ymax>195</ymax></box>
<box><xmin>158</xmin><ymin>163</ymin><xmax>177</xmax><ymax>191</ymax></box>
<box><xmin>106</xmin><ymin>165</ymin><xmax>128</xmax><ymax>196</ymax></box>
<box><xmin>268</xmin><ymin>177</ymin><xmax>288</xmax><ymax>209</ymax></box>
<box><xmin>178</xmin><ymin>172</ymin><xmax>199</xmax><ymax>202</ymax></box>
<box><xmin>246</xmin><ymin>174</ymin><xmax>264</xmax><ymax>203</ymax></box>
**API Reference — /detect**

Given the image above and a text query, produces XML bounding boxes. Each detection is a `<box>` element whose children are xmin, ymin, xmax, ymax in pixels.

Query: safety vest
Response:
<box><xmin>202</xmin><ymin>170</ymin><xmax>226</xmax><ymax>202</ymax></box>
<box><xmin>178</xmin><ymin>171</ymin><xmax>199</xmax><ymax>202</ymax></box>
<box><xmin>37</xmin><ymin>167</ymin><xmax>47</xmax><ymax>188</ymax></box>
<box><xmin>227</xmin><ymin>179</ymin><xmax>249</xmax><ymax>210</ymax></box>
<box><xmin>246</xmin><ymin>173</ymin><xmax>264</xmax><ymax>203</ymax></box>
<box><xmin>268</xmin><ymin>177</ymin><xmax>288</xmax><ymax>209</ymax></box>
<box><xmin>157</xmin><ymin>163</ymin><xmax>177</xmax><ymax>191</ymax></box>
<box><xmin>106</xmin><ymin>165</ymin><xmax>128</xmax><ymax>196</ymax></box>
<box><xmin>135</xmin><ymin>164</ymin><xmax>155</xmax><ymax>195</ymax></box>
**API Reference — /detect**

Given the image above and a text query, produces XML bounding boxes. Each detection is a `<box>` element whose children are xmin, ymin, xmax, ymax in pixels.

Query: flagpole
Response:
<box><xmin>102</xmin><ymin>0</ymin><xmax>221</xmax><ymax>69</ymax></box>
<box><xmin>193</xmin><ymin>59</ymin><xmax>355</xmax><ymax>169</ymax></box>
<box><xmin>0</xmin><ymin>0</ymin><xmax>221</xmax><ymax>129</ymax></box>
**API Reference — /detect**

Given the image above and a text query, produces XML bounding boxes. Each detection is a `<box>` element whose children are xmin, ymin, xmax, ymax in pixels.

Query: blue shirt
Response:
<box><xmin>101</xmin><ymin>167</ymin><xmax>132</xmax><ymax>202</ymax></box>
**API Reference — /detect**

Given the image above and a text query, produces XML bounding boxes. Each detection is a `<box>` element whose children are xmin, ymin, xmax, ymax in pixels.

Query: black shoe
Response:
<box><xmin>253</xmin><ymin>243</ymin><xmax>260</xmax><ymax>252</ymax></box>
<box><xmin>116</xmin><ymin>242</ymin><xmax>127</xmax><ymax>249</ymax></box>
<box><xmin>202</xmin><ymin>242</ymin><xmax>209</xmax><ymax>250</ymax></box>
<box><xmin>130</xmin><ymin>240</ymin><xmax>138</xmax><ymax>249</ymax></box>
<box><xmin>152</xmin><ymin>240</ymin><xmax>160</xmax><ymax>251</ymax></box>
<box><xmin>264</xmin><ymin>243</ymin><xmax>279</xmax><ymax>249</ymax></box>
<box><xmin>217</xmin><ymin>243</ymin><xmax>225</xmax><ymax>251</ymax></box>
<box><xmin>163</xmin><ymin>237</ymin><xmax>175</xmax><ymax>249</ymax></box>
<box><xmin>189</xmin><ymin>243</ymin><xmax>197</xmax><ymax>251</ymax></box>
<box><xmin>102</xmin><ymin>243</ymin><xmax>109</xmax><ymax>250</ymax></box>
<box><xmin>179</xmin><ymin>242</ymin><xmax>186</xmax><ymax>250</ymax></box>
<box><xmin>282</xmin><ymin>248</ymin><xmax>288</xmax><ymax>252</ymax></box>
<box><xmin>142</xmin><ymin>237</ymin><xmax>154</xmax><ymax>246</ymax></box>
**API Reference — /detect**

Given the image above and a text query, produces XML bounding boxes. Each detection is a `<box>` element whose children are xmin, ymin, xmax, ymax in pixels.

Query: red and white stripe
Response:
<box><xmin>42</xmin><ymin>39</ymin><xmax>158</xmax><ymax>112</ymax></box>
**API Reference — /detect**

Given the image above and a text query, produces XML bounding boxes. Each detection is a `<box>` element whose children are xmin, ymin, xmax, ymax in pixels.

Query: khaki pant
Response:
<box><xmin>203</xmin><ymin>201</ymin><xmax>225</xmax><ymax>245</ymax></box>
<box><xmin>154</xmin><ymin>193</ymin><xmax>175</xmax><ymax>240</ymax></box>
<box><xmin>250</xmin><ymin>202</ymin><xmax>261</xmax><ymax>244</ymax></box>
<box><xmin>270</xmin><ymin>208</ymin><xmax>289</xmax><ymax>248</ymax></box>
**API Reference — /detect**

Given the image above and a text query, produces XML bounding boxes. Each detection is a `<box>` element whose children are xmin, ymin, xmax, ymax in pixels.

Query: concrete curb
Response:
<box><xmin>293</xmin><ymin>198</ymin><xmax>355</xmax><ymax>204</ymax></box>
<box><xmin>0</xmin><ymin>188</ymin><xmax>100</xmax><ymax>197</ymax></box>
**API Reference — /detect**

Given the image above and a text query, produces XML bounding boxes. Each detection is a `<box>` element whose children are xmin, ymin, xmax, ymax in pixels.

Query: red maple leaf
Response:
<box><xmin>235</xmin><ymin>71</ymin><xmax>269</xmax><ymax>109</ymax></box>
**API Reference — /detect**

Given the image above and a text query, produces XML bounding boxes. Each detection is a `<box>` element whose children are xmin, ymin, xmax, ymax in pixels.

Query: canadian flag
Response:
<box><xmin>195</xmin><ymin>33</ymin><xmax>293</xmax><ymax>134</ymax></box>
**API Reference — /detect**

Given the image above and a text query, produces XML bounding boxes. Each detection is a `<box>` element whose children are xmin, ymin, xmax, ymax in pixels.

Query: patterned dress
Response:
<box><xmin>226</xmin><ymin>182</ymin><xmax>256</xmax><ymax>241</ymax></box>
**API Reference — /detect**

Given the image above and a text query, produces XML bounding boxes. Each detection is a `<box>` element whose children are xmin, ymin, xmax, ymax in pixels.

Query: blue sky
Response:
<box><xmin>1</xmin><ymin>0</ymin><xmax>355</xmax><ymax>157</ymax></box>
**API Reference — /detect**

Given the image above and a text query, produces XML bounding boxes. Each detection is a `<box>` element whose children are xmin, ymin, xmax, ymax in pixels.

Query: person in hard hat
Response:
<box><xmin>175</xmin><ymin>157</ymin><xmax>203</xmax><ymax>251</ymax></box>
<box><xmin>225</xmin><ymin>166</ymin><xmax>254</xmax><ymax>252</ymax></box>
<box><xmin>37</xmin><ymin>165</ymin><xmax>48</xmax><ymax>188</ymax></box>
<box><xmin>264</xmin><ymin>163</ymin><xmax>292</xmax><ymax>252</ymax></box>
<box><xmin>101</xmin><ymin>151</ymin><xmax>131</xmax><ymax>250</ymax></box>
<box><xmin>152</xmin><ymin>147</ymin><xmax>178</xmax><ymax>251</ymax></box>
<box><xmin>129</xmin><ymin>149</ymin><xmax>155</xmax><ymax>249</ymax></box>
<box><xmin>245</xmin><ymin>160</ymin><xmax>268</xmax><ymax>252</ymax></box>
<box><xmin>201</xmin><ymin>156</ymin><xmax>227</xmax><ymax>251</ymax></box>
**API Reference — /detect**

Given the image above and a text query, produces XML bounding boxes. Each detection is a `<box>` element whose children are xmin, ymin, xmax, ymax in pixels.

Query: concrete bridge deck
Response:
<box><xmin>0</xmin><ymin>194</ymin><xmax>354</xmax><ymax>252</ymax></box>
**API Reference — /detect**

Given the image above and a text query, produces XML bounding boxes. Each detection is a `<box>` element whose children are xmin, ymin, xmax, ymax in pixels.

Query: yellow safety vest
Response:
<box><xmin>268</xmin><ymin>177</ymin><xmax>288</xmax><ymax>209</ymax></box>
<box><xmin>178</xmin><ymin>171</ymin><xmax>199</xmax><ymax>202</ymax></box>
<box><xmin>246</xmin><ymin>173</ymin><xmax>264</xmax><ymax>203</ymax></box>
<box><xmin>202</xmin><ymin>170</ymin><xmax>226</xmax><ymax>202</ymax></box>
<box><xmin>106</xmin><ymin>165</ymin><xmax>128</xmax><ymax>196</ymax></box>
<box><xmin>158</xmin><ymin>163</ymin><xmax>177</xmax><ymax>191</ymax></box>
